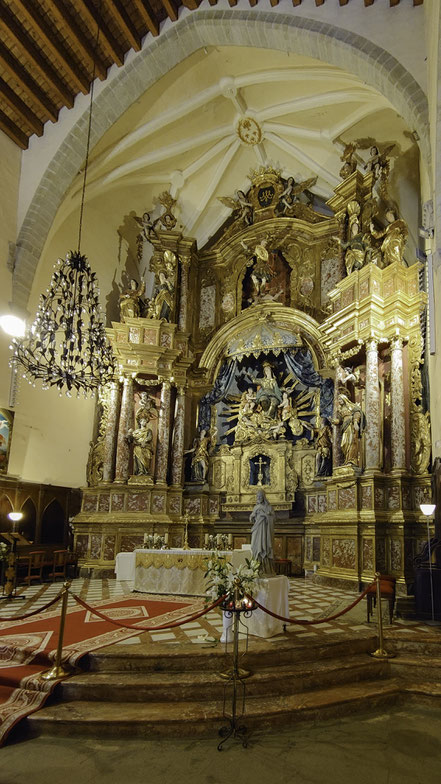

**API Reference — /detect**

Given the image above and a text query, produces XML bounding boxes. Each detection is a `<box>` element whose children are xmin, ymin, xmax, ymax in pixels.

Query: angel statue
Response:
<box><xmin>333</xmin><ymin>220</ymin><xmax>372</xmax><ymax>276</ymax></box>
<box><xmin>339</xmin><ymin>143</ymin><xmax>358</xmax><ymax>180</ymax></box>
<box><xmin>370</xmin><ymin>210</ymin><xmax>408</xmax><ymax>267</ymax></box>
<box><xmin>119</xmin><ymin>278</ymin><xmax>146</xmax><ymax>320</ymax></box>
<box><xmin>278</xmin><ymin>175</ymin><xmax>317</xmax><ymax>213</ymax></box>
<box><xmin>364</xmin><ymin>144</ymin><xmax>394</xmax><ymax>182</ymax></box>
<box><xmin>135</xmin><ymin>211</ymin><xmax>158</xmax><ymax>243</ymax></box>
<box><xmin>218</xmin><ymin>190</ymin><xmax>254</xmax><ymax>226</ymax></box>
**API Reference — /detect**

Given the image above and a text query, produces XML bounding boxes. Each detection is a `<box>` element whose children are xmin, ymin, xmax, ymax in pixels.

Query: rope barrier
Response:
<box><xmin>244</xmin><ymin>581</ymin><xmax>376</xmax><ymax>626</ymax></box>
<box><xmin>0</xmin><ymin>592</ymin><xmax>64</xmax><ymax>625</ymax></box>
<box><xmin>70</xmin><ymin>592</ymin><xmax>228</xmax><ymax>631</ymax></box>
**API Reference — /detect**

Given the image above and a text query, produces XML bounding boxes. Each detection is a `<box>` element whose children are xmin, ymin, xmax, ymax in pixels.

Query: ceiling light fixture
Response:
<box><xmin>11</xmin><ymin>0</ymin><xmax>114</xmax><ymax>397</ymax></box>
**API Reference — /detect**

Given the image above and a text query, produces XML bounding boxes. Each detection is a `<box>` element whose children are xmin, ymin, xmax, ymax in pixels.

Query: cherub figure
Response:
<box><xmin>218</xmin><ymin>190</ymin><xmax>254</xmax><ymax>226</ymax></box>
<box><xmin>278</xmin><ymin>176</ymin><xmax>318</xmax><ymax>213</ymax></box>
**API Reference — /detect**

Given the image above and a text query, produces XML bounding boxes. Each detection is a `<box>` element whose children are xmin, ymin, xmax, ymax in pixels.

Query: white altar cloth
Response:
<box><xmin>132</xmin><ymin>548</ymin><xmax>249</xmax><ymax>596</ymax></box>
<box><xmin>221</xmin><ymin>575</ymin><xmax>290</xmax><ymax>640</ymax></box>
<box><xmin>115</xmin><ymin>551</ymin><xmax>136</xmax><ymax>581</ymax></box>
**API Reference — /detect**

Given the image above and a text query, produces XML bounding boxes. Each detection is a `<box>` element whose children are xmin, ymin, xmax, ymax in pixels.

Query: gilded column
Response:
<box><xmin>102</xmin><ymin>381</ymin><xmax>121</xmax><ymax>482</ymax></box>
<box><xmin>114</xmin><ymin>376</ymin><xmax>133</xmax><ymax>482</ymax></box>
<box><xmin>155</xmin><ymin>380</ymin><xmax>172</xmax><ymax>483</ymax></box>
<box><xmin>171</xmin><ymin>386</ymin><xmax>186</xmax><ymax>486</ymax></box>
<box><xmin>178</xmin><ymin>257</ymin><xmax>190</xmax><ymax>331</ymax></box>
<box><xmin>390</xmin><ymin>337</ymin><xmax>406</xmax><ymax>471</ymax></box>
<box><xmin>365</xmin><ymin>338</ymin><xmax>381</xmax><ymax>471</ymax></box>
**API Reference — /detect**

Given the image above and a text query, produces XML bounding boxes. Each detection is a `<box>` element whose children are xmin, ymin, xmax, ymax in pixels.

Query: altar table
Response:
<box><xmin>115</xmin><ymin>551</ymin><xmax>136</xmax><ymax>581</ymax></box>
<box><xmin>221</xmin><ymin>575</ymin><xmax>290</xmax><ymax>640</ymax></box>
<box><xmin>133</xmin><ymin>548</ymin><xmax>249</xmax><ymax>596</ymax></box>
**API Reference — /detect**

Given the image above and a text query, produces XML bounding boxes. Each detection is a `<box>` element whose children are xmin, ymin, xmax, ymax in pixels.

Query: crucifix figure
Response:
<box><xmin>257</xmin><ymin>456</ymin><xmax>268</xmax><ymax>486</ymax></box>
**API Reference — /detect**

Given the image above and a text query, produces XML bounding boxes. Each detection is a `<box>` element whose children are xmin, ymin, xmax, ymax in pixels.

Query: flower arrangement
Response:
<box><xmin>204</xmin><ymin>552</ymin><xmax>261</xmax><ymax>602</ymax></box>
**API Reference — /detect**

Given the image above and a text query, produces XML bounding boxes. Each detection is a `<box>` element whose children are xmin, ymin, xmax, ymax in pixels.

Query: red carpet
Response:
<box><xmin>0</xmin><ymin>594</ymin><xmax>200</xmax><ymax>744</ymax></box>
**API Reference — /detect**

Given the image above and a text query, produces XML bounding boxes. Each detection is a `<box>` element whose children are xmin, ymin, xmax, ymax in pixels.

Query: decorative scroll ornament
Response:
<box><xmin>12</xmin><ymin>251</ymin><xmax>114</xmax><ymax>396</ymax></box>
<box><xmin>237</xmin><ymin>117</ymin><xmax>263</xmax><ymax>146</ymax></box>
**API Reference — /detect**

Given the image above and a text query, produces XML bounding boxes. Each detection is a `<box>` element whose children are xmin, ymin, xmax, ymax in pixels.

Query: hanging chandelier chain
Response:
<box><xmin>77</xmin><ymin>0</ymin><xmax>102</xmax><ymax>254</ymax></box>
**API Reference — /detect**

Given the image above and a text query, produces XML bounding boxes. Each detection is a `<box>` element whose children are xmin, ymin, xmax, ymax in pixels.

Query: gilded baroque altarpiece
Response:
<box><xmin>72</xmin><ymin>165</ymin><xmax>432</xmax><ymax>590</ymax></box>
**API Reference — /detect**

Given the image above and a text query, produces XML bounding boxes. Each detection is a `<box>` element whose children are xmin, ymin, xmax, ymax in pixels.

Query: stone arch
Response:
<box><xmin>0</xmin><ymin>494</ymin><xmax>13</xmax><ymax>532</ymax></box>
<box><xmin>20</xmin><ymin>497</ymin><xmax>37</xmax><ymax>542</ymax></box>
<box><xmin>13</xmin><ymin>9</ymin><xmax>429</xmax><ymax>311</ymax></box>
<box><xmin>40</xmin><ymin>498</ymin><xmax>64</xmax><ymax>544</ymax></box>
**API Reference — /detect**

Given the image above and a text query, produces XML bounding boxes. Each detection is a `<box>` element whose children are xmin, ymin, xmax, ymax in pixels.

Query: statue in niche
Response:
<box><xmin>315</xmin><ymin>417</ymin><xmax>332</xmax><ymax>477</ymax></box>
<box><xmin>250</xmin><ymin>489</ymin><xmax>275</xmax><ymax>576</ymax></box>
<box><xmin>136</xmin><ymin>391</ymin><xmax>158</xmax><ymax>426</ymax></box>
<box><xmin>127</xmin><ymin>417</ymin><xmax>154</xmax><ymax>476</ymax></box>
<box><xmin>185</xmin><ymin>428</ymin><xmax>217</xmax><ymax>483</ymax></box>
<box><xmin>147</xmin><ymin>251</ymin><xmax>176</xmax><ymax>321</ymax></box>
<box><xmin>335</xmin><ymin>393</ymin><xmax>366</xmax><ymax>468</ymax></box>
<box><xmin>333</xmin><ymin>202</ymin><xmax>372</xmax><ymax>275</ymax></box>
<box><xmin>370</xmin><ymin>210</ymin><xmax>408</xmax><ymax>267</ymax></box>
<box><xmin>119</xmin><ymin>278</ymin><xmax>146</xmax><ymax>320</ymax></box>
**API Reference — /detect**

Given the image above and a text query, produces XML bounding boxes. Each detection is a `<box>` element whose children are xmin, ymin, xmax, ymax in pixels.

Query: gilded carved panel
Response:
<box><xmin>328</xmin><ymin>490</ymin><xmax>337</xmax><ymax>510</ymax></box>
<box><xmin>83</xmin><ymin>494</ymin><xmax>97</xmax><ymax>512</ymax></box>
<box><xmin>361</xmin><ymin>485</ymin><xmax>372</xmax><ymax>509</ymax></box>
<box><xmin>322</xmin><ymin>537</ymin><xmax>331</xmax><ymax>567</ymax></box>
<box><xmin>332</xmin><ymin>538</ymin><xmax>356</xmax><ymax>570</ymax></box>
<box><xmin>362</xmin><ymin>539</ymin><xmax>374</xmax><ymax>572</ymax></box>
<box><xmin>338</xmin><ymin>486</ymin><xmax>356</xmax><ymax>509</ymax></box>
<box><xmin>103</xmin><ymin>535</ymin><xmax>116</xmax><ymax>561</ymax></box>
<box><xmin>90</xmin><ymin>534</ymin><xmax>102</xmax><ymax>560</ymax></box>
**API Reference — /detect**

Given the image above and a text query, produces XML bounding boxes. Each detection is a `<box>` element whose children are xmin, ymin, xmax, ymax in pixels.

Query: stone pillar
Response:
<box><xmin>114</xmin><ymin>376</ymin><xmax>133</xmax><ymax>482</ymax></box>
<box><xmin>365</xmin><ymin>338</ymin><xmax>381</xmax><ymax>471</ymax></box>
<box><xmin>155</xmin><ymin>380</ymin><xmax>172</xmax><ymax>483</ymax></box>
<box><xmin>390</xmin><ymin>337</ymin><xmax>406</xmax><ymax>471</ymax></box>
<box><xmin>102</xmin><ymin>381</ymin><xmax>121</xmax><ymax>482</ymax></box>
<box><xmin>171</xmin><ymin>386</ymin><xmax>186</xmax><ymax>486</ymax></box>
<box><xmin>178</xmin><ymin>257</ymin><xmax>190</xmax><ymax>331</ymax></box>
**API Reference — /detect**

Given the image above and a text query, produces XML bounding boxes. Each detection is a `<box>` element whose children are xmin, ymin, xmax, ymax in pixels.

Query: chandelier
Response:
<box><xmin>11</xmin><ymin>3</ymin><xmax>114</xmax><ymax>396</ymax></box>
<box><xmin>12</xmin><ymin>250</ymin><xmax>114</xmax><ymax>396</ymax></box>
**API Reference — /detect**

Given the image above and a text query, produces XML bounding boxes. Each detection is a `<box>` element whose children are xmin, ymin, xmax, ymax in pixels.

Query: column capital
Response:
<box><xmin>365</xmin><ymin>337</ymin><xmax>378</xmax><ymax>352</ymax></box>
<box><xmin>391</xmin><ymin>336</ymin><xmax>404</xmax><ymax>351</ymax></box>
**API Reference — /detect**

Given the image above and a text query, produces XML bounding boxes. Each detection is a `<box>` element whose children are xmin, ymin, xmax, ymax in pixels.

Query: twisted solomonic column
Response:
<box><xmin>155</xmin><ymin>379</ymin><xmax>172</xmax><ymax>484</ymax></box>
<box><xmin>114</xmin><ymin>376</ymin><xmax>134</xmax><ymax>482</ymax></box>
<box><xmin>170</xmin><ymin>386</ymin><xmax>186</xmax><ymax>486</ymax></box>
<box><xmin>365</xmin><ymin>338</ymin><xmax>381</xmax><ymax>471</ymax></box>
<box><xmin>102</xmin><ymin>381</ymin><xmax>121</xmax><ymax>482</ymax></box>
<box><xmin>390</xmin><ymin>336</ymin><xmax>406</xmax><ymax>472</ymax></box>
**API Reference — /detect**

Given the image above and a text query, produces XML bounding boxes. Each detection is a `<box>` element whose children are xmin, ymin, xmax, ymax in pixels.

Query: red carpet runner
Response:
<box><xmin>0</xmin><ymin>594</ymin><xmax>200</xmax><ymax>744</ymax></box>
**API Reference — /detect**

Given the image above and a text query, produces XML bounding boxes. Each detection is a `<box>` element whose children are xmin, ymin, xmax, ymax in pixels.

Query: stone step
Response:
<box><xmin>384</xmin><ymin>631</ymin><xmax>441</xmax><ymax>657</ymax></box>
<box><xmin>84</xmin><ymin>632</ymin><xmax>377</xmax><ymax>673</ymax></box>
<box><xmin>57</xmin><ymin>655</ymin><xmax>388</xmax><ymax>703</ymax></box>
<box><xmin>26</xmin><ymin>679</ymin><xmax>401</xmax><ymax>740</ymax></box>
<box><xmin>390</xmin><ymin>655</ymin><xmax>441</xmax><ymax>682</ymax></box>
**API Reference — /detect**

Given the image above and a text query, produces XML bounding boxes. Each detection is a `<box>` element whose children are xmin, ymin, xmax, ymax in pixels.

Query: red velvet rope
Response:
<box><xmin>244</xmin><ymin>581</ymin><xmax>376</xmax><ymax>626</ymax></box>
<box><xmin>0</xmin><ymin>592</ymin><xmax>63</xmax><ymax>624</ymax></box>
<box><xmin>71</xmin><ymin>592</ymin><xmax>227</xmax><ymax>631</ymax></box>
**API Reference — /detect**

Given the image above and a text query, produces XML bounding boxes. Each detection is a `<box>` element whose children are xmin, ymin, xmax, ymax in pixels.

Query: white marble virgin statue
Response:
<box><xmin>250</xmin><ymin>489</ymin><xmax>275</xmax><ymax>576</ymax></box>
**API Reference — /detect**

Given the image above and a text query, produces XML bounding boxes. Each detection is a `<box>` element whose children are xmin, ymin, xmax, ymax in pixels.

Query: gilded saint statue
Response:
<box><xmin>315</xmin><ymin>417</ymin><xmax>332</xmax><ymax>477</ymax></box>
<box><xmin>119</xmin><ymin>278</ymin><xmax>145</xmax><ymax>320</ymax></box>
<box><xmin>147</xmin><ymin>251</ymin><xmax>176</xmax><ymax>321</ymax></box>
<box><xmin>254</xmin><ymin>362</ymin><xmax>283</xmax><ymax>418</ymax></box>
<box><xmin>250</xmin><ymin>489</ymin><xmax>275</xmax><ymax>576</ymax></box>
<box><xmin>185</xmin><ymin>428</ymin><xmax>217</xmax><ymax>483</ymax></box>
<box><xmin>370</xmin><ymin>210</ymin><xmax>408</xmax><ymax>267</ymax></box>
<box><xmin>86</xmin><ymin>439</ymin><xmax>104</xmax><ymax>486</ymax></box>
<box><xmin>127</xmin><ymin>417</ymin><xmax>154</xmax><ymax>476</ymax></box>
<box><xmin>335</xmin><ymin>393</ymin><xmax>365</xmax><ymax>468</ymax></box>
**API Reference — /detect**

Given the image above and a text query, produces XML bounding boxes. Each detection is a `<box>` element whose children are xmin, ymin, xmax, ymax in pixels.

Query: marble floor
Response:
<box><xmin>0</xmin><ymin>577</ymin><xmax>433</xmax><ymax>645</ymax></box>
<box><xmin>3</xmin><ymin>704</ymin><xmax>441</xmax><ymax>784</ymax></box>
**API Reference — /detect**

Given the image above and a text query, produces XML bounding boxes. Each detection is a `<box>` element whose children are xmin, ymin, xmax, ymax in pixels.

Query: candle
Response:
<box><xmin>204</xmin><ymin>533</ymin><xmax>209</xmax><ymax>545</ymax></box>
<box><xmin>164</xmin><ymin>532</ymin><xmax>169</xmax><ymax>544</ymax></box>
<box><xmin>216</xmin><ymin>534</ymin><xmax>222</xmax><ymax>546</ymax></box>
<box><xmin>228</xmin><ymin>534</ymin><xmax>233</xmax><ymax>546</ymax></box>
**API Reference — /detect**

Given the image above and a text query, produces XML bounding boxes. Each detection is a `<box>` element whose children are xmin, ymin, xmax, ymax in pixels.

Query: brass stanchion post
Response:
<box><xmin>370</xmin><ymin>572</ymin><xmax>395</xmax><ymax>660</ymax></box>
<box><xmin>41</xmin><ymin>581</ymin><xmax>72</xmax><ymax>680</ymax></box>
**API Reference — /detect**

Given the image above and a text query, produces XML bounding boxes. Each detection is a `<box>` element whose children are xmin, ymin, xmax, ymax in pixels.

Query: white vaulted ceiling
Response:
<box><xmin>49</xmin><ymin>45</ymin><xmax>418</xmax><ymax>269</ymax></box>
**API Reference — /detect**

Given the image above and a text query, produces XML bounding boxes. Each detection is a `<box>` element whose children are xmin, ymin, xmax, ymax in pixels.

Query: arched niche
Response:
<box><xmin>20</xmin><ymin>497</ymin><xmax>37</xmax><ymax>543</ymax></box>
<box><xmin>40</xmin><ymin>499</ymin><xmax>65</xmax><ymax>545</ymax></box>
<box><xmin>0</xmin><ymin>495</ymin><xmax>13</xmax><ymax>534</ymax></box>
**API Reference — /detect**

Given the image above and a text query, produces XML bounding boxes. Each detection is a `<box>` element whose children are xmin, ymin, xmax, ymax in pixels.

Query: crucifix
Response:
<box><xmin>257</xmin><ymin>456</ymin><xmax>268</xmax><ymax>486</ymax></box>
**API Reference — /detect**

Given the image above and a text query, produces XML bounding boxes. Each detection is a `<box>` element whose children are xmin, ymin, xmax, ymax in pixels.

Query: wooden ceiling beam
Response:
<box><xmin>413</xmin><ymin>0</ymin><xmax>424</xmax><ymax>4</ymax></box>
<box><xmin>389</xmin><ymin>0</ymin><xmax>400</xmax><ymax>5</ymax></box>
<box><xmin>207</xmin><ymin>0</ymin><xmax>218</xmax><ymax>5</ymax></box>
<box><xmin>249</xmin><ymin>0</ymin><xmax>258</xmax><ymax>6</ymax></box>
<box><xmin>0</xmin><ymin>77</ymin><xmax>44</xmax><ymax>136</ymax></box>
<box><xmin>161</xmin><ymin>0</ymin><xmax>179</xmax><ymax>19</ymax></box>
<box><xmin>228</xmin><ymin>0</ymin><xmax>238</xmax><ymax>6</ymax></box>
<box><xmin>315</xmin><ymin>0</ymin><xmax>325</xmax><ymax>5</ymax></box>
<box><xmin>0</xmin><ymin>2</ymin><xmax>74</xmax><ymax>107</ymax></box>
<box><xmin>270</xmin><ymin>0</ymin><xmax>280</xmax><ymax>6</ymax></box>
<box><xmin>364</xmin><ymin>0</ymin><xmax>375</xmax><ymax>5</ymax></box>
<box><xmin>0</xmin><ymin>42</ymin><xmax>58</xmax><ymax>122</ymax></box>
<box><xmin>339</xmin><ymin>0</ymin><xmax>349</xmax><ymax>5</ymax></box>
<box><xmin>182</xmin><ymin>1</ymin><xmax>202</xmax><ymax>9</ymax></box>
<box><xmin>45</xmin><ymin>0</ymin><xmax>107</xmax><ymax>81</ymax></box>
<box><xmin>131</xmin><ymin>0</ymin><xmax>160</xmax><ymax>37</ymax></box>
<box><xmin>292</xmin><ymin>0</ymin><xmax>302</xmax><ymax>6</ymax></box>
<box><xmin>78</xmin><ymin>0</ymin><xmax>125</xmax><ymax>66</ymax></box>
<box><xmin>11</xmin><ymin>0</ymin><xmax>90</xmax><ymax>95</ymax></box>
<box><xmin>0</xmin><ymin>109</ymin><xmax>28</xmax><ymax>149</ymax></box>
<box><xmin>105</xmin><ymin>0</ymin><xmax>143</xmax><ymax>49</ymax></box>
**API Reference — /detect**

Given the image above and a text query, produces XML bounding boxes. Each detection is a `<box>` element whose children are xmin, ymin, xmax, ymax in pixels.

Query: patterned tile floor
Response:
<box><xmin>0</xmin><ymin>577</ymin><xmax>436</xmax><ymax>647</ymax></box>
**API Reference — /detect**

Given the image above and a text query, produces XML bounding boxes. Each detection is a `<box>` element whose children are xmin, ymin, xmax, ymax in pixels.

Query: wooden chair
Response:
<box><xmin>366</xmin><ymin>574</ymin><xmax>396</xmax><ymax>624</ymax></box>
<box><xmin>48</xmin><ymin>549</ymin><xmax>69</xmax><ymax>581</ymax></box>
<box><xmin>274</xmin><ymin>559</ymin><xmax>292</xmax><ymax>577</ymax></box>
<box><xmin>23</xmin><ymin>551</ymin><xmax>45</xmax><ymax>586</ymax></box>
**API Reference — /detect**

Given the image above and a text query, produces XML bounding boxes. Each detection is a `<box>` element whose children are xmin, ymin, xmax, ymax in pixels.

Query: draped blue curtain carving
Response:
<box><xmin>198</xmin><ymin>359</ymin><xmax>238</xmax><ymax>431</ymax></box>
<box><xmin>284</xmin><ymin>349</ymin><xmax>334</xmax><ymax>418</ymax></box>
